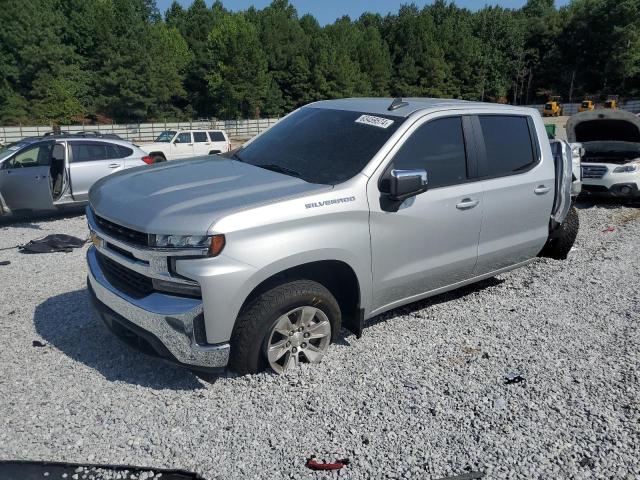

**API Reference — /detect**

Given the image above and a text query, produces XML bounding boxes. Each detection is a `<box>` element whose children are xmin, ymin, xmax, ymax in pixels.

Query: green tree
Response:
<box><xmin>207</xmin><ymin>13</ymin><xmax>271</xmax><ymax>118</ymax></box>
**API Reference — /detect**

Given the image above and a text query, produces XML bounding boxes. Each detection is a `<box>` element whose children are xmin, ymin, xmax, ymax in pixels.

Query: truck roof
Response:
<box><xmin>309</xmin><ymin>97</ymin><xmax>534</xmax><ymax>118</ymax></box>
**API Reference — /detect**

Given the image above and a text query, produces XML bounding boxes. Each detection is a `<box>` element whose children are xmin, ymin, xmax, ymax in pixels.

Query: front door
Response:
<box><xmin>368</xmin><ymin>115</ymin><xmax>483</xmax><ymax>313</ymax></box>
<box><xmin>0</xmin><ymin>142</ymin><xmax>54</xmax><ymax>211</ymax></box>
<box><xmin>170</xmin><ymin>132</ymin><xmax>194</xmax><ymax>159</ymax></box>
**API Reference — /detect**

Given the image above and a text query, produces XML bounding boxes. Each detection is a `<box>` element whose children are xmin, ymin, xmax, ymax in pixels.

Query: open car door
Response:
<box><xmin>0</xmin><ymin>141</ymin><xmax>55</xmax><ymax>212</ymax></box>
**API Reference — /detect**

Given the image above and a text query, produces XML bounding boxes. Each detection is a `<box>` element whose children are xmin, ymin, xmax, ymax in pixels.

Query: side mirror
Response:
<box><xmin>173</xmin><ymin>138</ymin><xmax>180</xmax><ymax>144</ymax></box>
<box><xmin>388</xmin><ymin>169</ymin><xmax>428</xmax><ymax>200</ymax></box>
<box><xmin>380</xmin><ymin>168</ymin><xmax>428</xmax><ymax>212</ymax></box>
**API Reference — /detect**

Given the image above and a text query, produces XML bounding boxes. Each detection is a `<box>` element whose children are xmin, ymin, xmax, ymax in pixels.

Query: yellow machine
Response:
<box><xmin>579</xmin><ymin>99</ymin><xmax>595</xmax><ymax>112</ymax></box>
<box><xmin>604</xmin><ymin>95</ymin><xmax>619</xmax><ymax>110</ymax></box>
<box><xmin>543</xmin><ymin>96</ymin><xmax>564</xmax><ymax>117</ymax></box>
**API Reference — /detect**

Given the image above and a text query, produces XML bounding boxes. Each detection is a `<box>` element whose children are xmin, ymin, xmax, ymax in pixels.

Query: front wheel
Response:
<box><xmin>539</xmin><ymin>205</ymin><xmax>579</xmax><ymax>260</ymax></box>
<box><xmin>229</xmin><ymin>280</ymin><xmax>341</xmax><ymax>375</ymax></box>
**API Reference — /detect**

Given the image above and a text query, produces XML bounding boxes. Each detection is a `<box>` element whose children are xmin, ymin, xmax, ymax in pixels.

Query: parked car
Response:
<box><xmin>140</xmin><ymin>129</ymin><xmax>231</xmax><ymax>163</ymax></box>
<box><xmin>0</xmin><ymin>134</ymin><xmax>152</xmax><ymax>216</ymax></box>
<box><xmin>86</xmin><ymin>98</ymin><xmax>579</xmax><ymax>375</ymax></box>
<box><xmin>567</xmin><ymin>109</ymin><xmax>640</xmax><ymax>198</ymax></box>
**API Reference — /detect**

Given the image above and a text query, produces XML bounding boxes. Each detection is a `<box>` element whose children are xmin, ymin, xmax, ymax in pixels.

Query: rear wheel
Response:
<box><xmin>539</xmin><ymin>205</ymin><xmax>579</xmax><ymax>260</ymax></box>
<box><xmin>151</xmin><ymin>154</ymin><xmax>166</xmax><ymax>163</ymax></box>
<box><xmin>229</xmin><ymin>280</ymin><xmax>341</xmax><ymax>375</ymax></box>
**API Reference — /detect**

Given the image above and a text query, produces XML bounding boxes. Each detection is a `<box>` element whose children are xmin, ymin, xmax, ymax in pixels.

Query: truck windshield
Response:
<box><xmin>230</xmin><ymin>108</ymin><xmax>403</xmax><ymax>185</ymax></box>
<box><xmin>154</xmin><ymin>131</ymin><xmax>177</xmax><ymax>142</ymax></box>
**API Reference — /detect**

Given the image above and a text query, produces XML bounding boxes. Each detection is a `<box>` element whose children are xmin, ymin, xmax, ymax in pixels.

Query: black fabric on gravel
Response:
<box><xmin>19</xmin><ymin>234</ymin><xmax>87</xmax><ymax>254</ymax></box>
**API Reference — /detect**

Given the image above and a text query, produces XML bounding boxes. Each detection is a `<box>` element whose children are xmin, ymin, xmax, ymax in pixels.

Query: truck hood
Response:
<box><xmin>89</xmin><ymin>157</ymin><xmax>332</xmax><ymax>235</ymax></box>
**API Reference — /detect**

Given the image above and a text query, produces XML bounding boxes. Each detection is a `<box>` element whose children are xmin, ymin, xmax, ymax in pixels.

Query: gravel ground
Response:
<box><xmin>0</xmin><ymin>201</ymin><xmax>638</xmax><ymax>479</ymax></box>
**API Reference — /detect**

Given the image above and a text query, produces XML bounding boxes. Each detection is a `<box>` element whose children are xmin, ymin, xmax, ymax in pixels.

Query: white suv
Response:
<box><xmin>141</xmin><ymin>129</ymin><xmax>231</xmax><ymax>163</ymax></box>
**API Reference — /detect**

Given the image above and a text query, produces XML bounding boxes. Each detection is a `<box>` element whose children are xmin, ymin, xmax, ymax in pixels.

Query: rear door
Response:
<box><xmin>169</xmin><ymin>132</ymin><xmax>194</xmax><ymax>159</ymax></box>
<box><xmin>208</xmin><ymin>131</ymin><xmax>229</xmax><ymax>153</ymax></box>
<box><xmin>368</xmin><ymin>114</ymin><xmax>484</xmax><ymax>312</ymax></box>
<box><xmin>474</xmin><ymin>114</ymin><xmax>555</xmax><ymax>274</ymax></box>
<box><xmin>192</xmin><ymin>131</ymin><xmax>210</xmax><ymax>155</ymax></box>
<box><xmin>0</xmin><ymin>142</ymin><xmax>55</xmax><ymax>211</ymax></box>
<box><xmin>68</xmin><ymin>141</ymin><xmax>125</xmax><ymax>201</ymax></box>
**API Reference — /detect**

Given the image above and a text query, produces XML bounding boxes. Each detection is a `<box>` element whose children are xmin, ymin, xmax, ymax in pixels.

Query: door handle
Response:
<box><xmin>456</xmin><ymin>198</ymin><xmax>479</xmax><ymax>210</ymax></box>
<box><xmin>108</xmin><ymin>163</ymin><xmax>121</xmax><ymax>168</ymax></box>
<box><xmin>534</xmin><ymin>185</ymin><xmax>551</xmax><ymax>195</ymax></box>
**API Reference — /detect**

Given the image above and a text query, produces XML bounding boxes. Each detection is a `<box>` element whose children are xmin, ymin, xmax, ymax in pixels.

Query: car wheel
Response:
<box><xmin>539</xmin><ymin>205</ymin><xmax>579</xmax><ymax>260</ymax></box>
<box><xmin>152</xmin><ymin>155</ymin><xmax>166</xmax><ymax>163</ymax></box>
<box><xmin>228</xmin><ymin>280</ymin><xmax>341</xmax><ymax>375</ymax></box>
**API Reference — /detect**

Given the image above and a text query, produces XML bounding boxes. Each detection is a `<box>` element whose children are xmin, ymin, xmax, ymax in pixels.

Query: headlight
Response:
<box><xmin>613</xmin><ymin>164</ymin><xmax>639</xmax><ymax>173</ymax></box>
<box><xmin>150</xmin><ymin>233</ymin><xmax>225</xmax><ymax>256</ymax></box>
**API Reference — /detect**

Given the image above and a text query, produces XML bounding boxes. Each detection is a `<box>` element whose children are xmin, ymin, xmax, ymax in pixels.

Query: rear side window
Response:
<box><xmin>71</xmin><ymin>141</ymin><xmax>128</xmax><ymax>162</ymax></box>
<box><xmin>71</xmin><ymin>142</ymin><xmax>107</xmax><ymax>162</ymax></box>
<box><xmin>116</xmin><ymin>145</ymin><xmax>133</xmax><ymax>157</ymax></box>
<box><xmin>391</xmin><ymin>117</ymin><xmax>467</xmax><ymax>188</ymax></box>
<box><xmin>193</xmin><ymin>132</ymin><xmax>208</xmax><ymax>142</ymax></box>
<box><xmin>478</xmin><ymin>116</ymin><xmax>535</xmax><ymax>177</ymax></box>
<box><xmin>209</xmin><ymin>131</ymin><xmax>226</xmax><ymax>142</ymax></box>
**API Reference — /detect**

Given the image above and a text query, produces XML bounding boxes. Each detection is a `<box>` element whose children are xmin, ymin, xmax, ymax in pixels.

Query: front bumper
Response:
<box><xmin>87</xmin><ymin>246</ymin><xmax>230</xmax><ymax>371</ymax></box>
<box><xmin>581</xmin><ymin>182</ymin><xmax>640</xmax><ymax>197</ymax></box>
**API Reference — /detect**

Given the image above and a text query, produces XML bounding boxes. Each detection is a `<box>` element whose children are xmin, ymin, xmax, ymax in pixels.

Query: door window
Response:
<box><xmin>176</xmin><ymin>132</ymin><xmax>192</xmax><ymax>143</ymax></box>
<box><xmin>71</xmin><ymin>142</ymin><xmax>108</xmax><ymax>162</ymax></box>
<box><xmin>71</xmin><ymin>141</ymin><xmax>130</xmax><ymax>162</ymax></box>
<box><xmin>8</xmin><ymin>144</ymin><xmax>53</xmax><ymax>169</ymax></box>
<box><xmin>209</xmin><ymin>131</ymin><xmax>226</xmax><ymax>142</ymax></box>
<box><xmin>390</xmin><ymin>117</ymin><xmax>467</xmax><ymax>188</ymax></box>
<box><xmin>193</xmin><ymin>132</ymin><xmax>208</xmax><ymax>142</ymax></box>
<box><xmin>478</xmin><ymin>116</ymin><xmax>536</xmax><ymax>177</ymax></box>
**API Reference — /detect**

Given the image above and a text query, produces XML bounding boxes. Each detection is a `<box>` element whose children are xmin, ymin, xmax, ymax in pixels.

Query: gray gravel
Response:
<box><xmin>0</xmin><ymin>202</ymin><xmax>639</xmax><ymax>479</ymax></box>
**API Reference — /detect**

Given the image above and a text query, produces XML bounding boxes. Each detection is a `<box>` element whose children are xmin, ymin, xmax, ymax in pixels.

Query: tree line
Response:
<box><xmin>0</xmin><ymin>0</ymin><xmax>638</xmax><ymax>124</ymax></box>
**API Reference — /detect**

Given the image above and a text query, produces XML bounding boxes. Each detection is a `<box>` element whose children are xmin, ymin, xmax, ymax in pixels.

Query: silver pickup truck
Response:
<box><xmin>86</xmin><ymin>98</ymin><xmax>579</xmax><ymax>375</ymax></box>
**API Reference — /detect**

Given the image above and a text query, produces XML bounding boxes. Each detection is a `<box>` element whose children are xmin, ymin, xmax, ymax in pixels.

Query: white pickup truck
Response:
<box><xmin>140</xmin><ymin>129</ymin><xmax>231</xmax><ymax>163</ymax></box>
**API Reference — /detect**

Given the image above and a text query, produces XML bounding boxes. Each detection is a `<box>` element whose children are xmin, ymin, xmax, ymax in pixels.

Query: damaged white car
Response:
<box><xmin>567</xmin><ymin>110</ymin><xmax>640</xmax><ymax>199</ymax></box>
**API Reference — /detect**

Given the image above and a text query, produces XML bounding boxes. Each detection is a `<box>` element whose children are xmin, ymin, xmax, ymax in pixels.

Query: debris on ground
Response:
<box><xmin>306</xmin><ymin>457</ymin><xmax>350</xmax><ymax>471</ymax></box>
<box><xmin>0</xmin><ymin>260</ymin><xmax>10</xmax><ymax>265</ymax></box>
<box><xmin>504</xmin><ymin>372</ymin><xmax>526</xmax><ymax>385</ymax></box>
<box><xmin>18</xmin><ymin>234</ymin><xmax>87</xmax><ymax>254</ymax></box>
<box><xmin>32</xmin><ymin>340</ymin><xmax>47</xmax><ymax>348</ymax></box>
<box><xmin>602</xmin><ymin>226</ymin><xmax>615</xmax><ymax>233</ymax></box>
<box><xmin>435</xmin><ymin>472</ymin><xmax>484</xmax><ymax>480</ymax></box>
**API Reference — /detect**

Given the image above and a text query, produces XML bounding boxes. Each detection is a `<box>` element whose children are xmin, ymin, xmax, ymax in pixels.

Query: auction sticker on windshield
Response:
<box><xmin>355</xmin><ymin>115</ymin><xmax>395</xmax><ymax>129</ymax></box>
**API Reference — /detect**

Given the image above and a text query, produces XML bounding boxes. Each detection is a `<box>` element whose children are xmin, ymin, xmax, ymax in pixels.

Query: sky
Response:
<box><xmin>156</xmin><ymin>0</ymin><xmax>571</xmax><ymax>25</ymax></box>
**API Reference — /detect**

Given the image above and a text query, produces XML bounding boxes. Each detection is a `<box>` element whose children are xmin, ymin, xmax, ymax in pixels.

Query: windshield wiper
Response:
<box><xmin>256</xmin><ymin>163</ymin><xmax>302</xmax><ymax>178</ymax></box>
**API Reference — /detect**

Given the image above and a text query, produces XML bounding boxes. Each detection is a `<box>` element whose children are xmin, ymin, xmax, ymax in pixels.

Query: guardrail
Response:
<box><xmin>0</xmin><ymin>118</ymin><xmax>281</xmax><ymax>145</ymax></box>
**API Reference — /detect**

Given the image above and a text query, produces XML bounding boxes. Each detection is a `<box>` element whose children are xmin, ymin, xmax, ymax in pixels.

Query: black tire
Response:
<box><xmin>228</xmin><ymin>280</ymin><xmax>341</xmax><ymax>375</ymax></box>
<box><xmin>539</xmin><ymin>205</ymin><xmax>579</xmax><ymax>260</ymax></box>
<box><xmin>152</xmin><ymin>154</ymin><xmax>166</xmax><ymax>163</ymax></box>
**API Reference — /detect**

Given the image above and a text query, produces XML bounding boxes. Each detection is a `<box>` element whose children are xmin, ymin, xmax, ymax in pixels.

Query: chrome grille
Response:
<box><xmin>581</xmin><ymin>165</ymin><xmax>607</xmax><ymax>179</ymax></box>
<box><xmin>97</xmin><ymin>251</ymin><xmax>153</xmax><ymax>298</ymax></box>
<box><xmin>93</xmin><ymin>212</ymin><xmax>149</xmax><ymax>247</ymax></box>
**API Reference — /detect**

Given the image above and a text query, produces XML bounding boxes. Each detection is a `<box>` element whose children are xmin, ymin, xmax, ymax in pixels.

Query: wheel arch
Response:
<box><xmin>239</xmin><ymin>259</ymin><xmax>364</xmax><ymax>338</ymax></box>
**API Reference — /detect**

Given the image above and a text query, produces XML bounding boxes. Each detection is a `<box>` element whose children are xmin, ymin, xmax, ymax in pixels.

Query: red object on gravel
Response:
<box><xmin>306</xmin><ymin>457</ymin><xmax>349</xmax><ymax>471</ymax></box>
